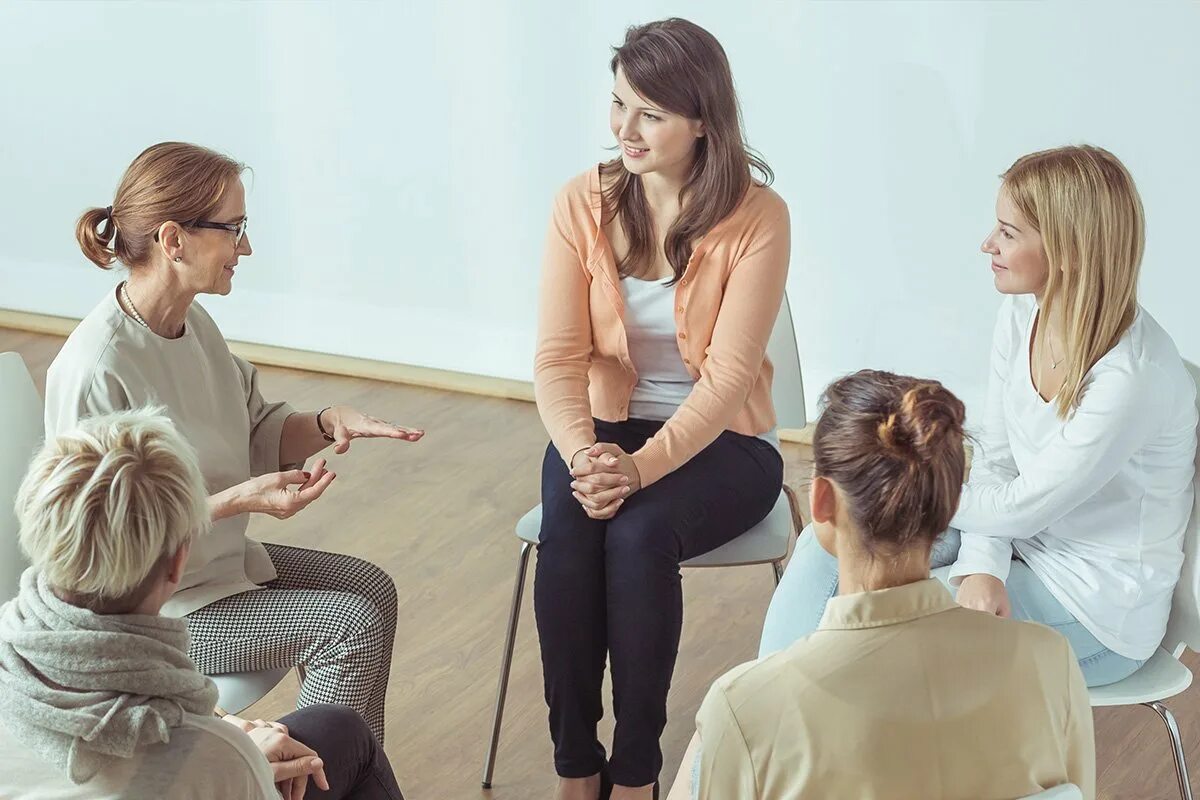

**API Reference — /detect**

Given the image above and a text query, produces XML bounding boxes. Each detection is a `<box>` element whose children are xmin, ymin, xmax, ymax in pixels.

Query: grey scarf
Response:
<box><xmin>0</xmin><ymin>569</ymin><xmax>218</xmax><ymax>783</ymax></box>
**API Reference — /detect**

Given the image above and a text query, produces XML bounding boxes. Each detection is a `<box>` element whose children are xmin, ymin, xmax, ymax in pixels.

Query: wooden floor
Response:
<box><xmin>3</xmin><ymin>326</ymin><xmax>1196</xmax><ymax>800</ymax></box>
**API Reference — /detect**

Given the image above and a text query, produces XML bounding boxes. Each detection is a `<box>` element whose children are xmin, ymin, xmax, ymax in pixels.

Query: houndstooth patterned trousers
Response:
<box><xmin>186</xmin><ymin>543</ymin><xmax>398</xmax><ymax>743</ymax></box>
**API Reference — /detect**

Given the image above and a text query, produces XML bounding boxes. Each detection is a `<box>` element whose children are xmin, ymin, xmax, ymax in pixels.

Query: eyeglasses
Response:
<box><xmin>190</xmin><ymin>217</ymin><xmax>248</xmax><ymax>247</ymax></box>
<box><xmin>154</xmin><ymin>217</ymin><xmax>248</xmax><ymax>247</ymax></box>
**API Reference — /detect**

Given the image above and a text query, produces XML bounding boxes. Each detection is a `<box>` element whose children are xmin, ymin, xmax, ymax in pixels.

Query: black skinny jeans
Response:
<box><xmin>534</xmin><ymin>418</ymin><xmax>783</xmax><ymax>787</ymax></box>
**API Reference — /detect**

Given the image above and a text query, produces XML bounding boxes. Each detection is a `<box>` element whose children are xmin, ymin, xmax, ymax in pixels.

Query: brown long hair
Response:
<box><xmin>1001</xmin><ymin>145</ymin><xmax>1144</xmax><ymax>418</ymax></box>
<box><xmin>76</xmin><ymin>142</ymin><xmax>244</xmax><ymax>270</ymax></box>
<box><xmin>601</xmin><ymin>18</ymin><xmax>772</xmax><ymax>284</ymax></box>
<box><xmin>814</xmin><ymin>370</ymin><xmax>967</xmax><ymax>556</ymax></box>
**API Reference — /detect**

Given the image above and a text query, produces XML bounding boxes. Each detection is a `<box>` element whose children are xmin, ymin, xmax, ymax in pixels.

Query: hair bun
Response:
<box><xmin>814</xmin><ymin>369</ymin><xmax>967</xmax><ymax>553</ymax></box>
<box><xmin>876</xmin><ymin>412</ymin><xmax>905</xmax><ymax>455</ymax></box>
<box><xmin>894</xmin><ymin>383</ymin><xmax>965</xmax><ymax>458</ymax></box>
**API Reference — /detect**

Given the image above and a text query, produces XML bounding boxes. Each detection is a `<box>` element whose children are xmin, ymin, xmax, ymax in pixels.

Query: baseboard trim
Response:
<box><xmin>0</xmin><ymin>308</ymin><xmax>78</xmax><ymax>338</ymax></box>
<box><xmin>0</xmin><ymin>307</ymin><xmax>815</xmax><ymax>444</ymax></box>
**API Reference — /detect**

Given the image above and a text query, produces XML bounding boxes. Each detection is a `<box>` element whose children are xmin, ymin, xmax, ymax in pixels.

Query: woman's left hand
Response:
<box><xmin>955</xmin><ymin>573</ymin><xmax>1012</xmax><ymax>618</ymax></box>
<box><xmin>320</xmin><ymin>406</ymin><xmax>424</xmax><ymax>455</ymax></box>
<box><xmin>245</xmin><ymin>726</ymin><xmax>330</xmax><ymax>800</ymax></box>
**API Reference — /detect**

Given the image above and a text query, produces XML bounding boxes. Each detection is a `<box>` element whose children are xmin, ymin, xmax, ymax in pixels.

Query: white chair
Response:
<box><xmin>0</xmin><ymin>353</ymin><xmax>45</xmax><ymax>601</ymax></box>
<box><xmin>0</xmin><ymin>351</ymin><xmax>297</xmax><ymax>717</ymax></box>
<box><xmin>481</xmin><ymin>295</ymin><xmax>807</xmax><ymax>787</ymax></box>
<box><xmin>211</xmin><ymin>667</ymin><xmax>299</xmax><ymax>716</ymax></box>
<box><xmin>1084</xmin><ymin>361</ymin><xmax>1200</xmax><ymax>800</ymax></box>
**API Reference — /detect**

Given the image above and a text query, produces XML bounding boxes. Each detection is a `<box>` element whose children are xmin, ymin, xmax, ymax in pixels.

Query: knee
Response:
<box><xmin>331</xmin><ymin>595</ymin><xmax>390</xmax><ymax>652</ymax></box>
<box><xmin>535</xmin><ymin>505</ymin><xmax>605</xmax><ymax>578</ymax></box>
<box><xmin>536</xmin><ymin>534</ymin><xmax>603</xmax><ymax>583</ymax></box>
<box><xmin>353</xmin><ymin>558</ymin><xmax>398</xmax><ymax>618</ymax></box>
<box><xmin>604</xmin><ymin>510</ymin><xmax>678</xmax><ymax>565</ymax></box>
<box><xmin>374</xmin><ymin>570</ymin><xmax>398</xmax><ymax>621</ymax></box>
<box><xmin>797</xmin><ymin>523</ymin><xmax>835</xmax><ymax>560</ymax></box>
<box><xmin>320</xmin><ymin>703</ymin><xmax>374</xmax><ymax>742</ymax></box>
<box><xmin>290</xmin><ymin>703</ymin><xmax>377</xmax><ymax>758</ymax></box>
<box><xmin>537</xmin><ymin>493</ymin><xmax>598</xmax><ymax>548</ymax></box>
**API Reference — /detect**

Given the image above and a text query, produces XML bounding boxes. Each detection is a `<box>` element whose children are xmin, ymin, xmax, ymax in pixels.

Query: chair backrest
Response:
<box><xmin>1162</xmin><ymin>360</ymin><xmax>1200</xmax><ymax>656</ymax></box>
<box><xmin>1019</xmin><ymin>785</ymin><xmax>1082</xmax><ymax>800</ymax></box>
<box><xmin>767</xmin><ymin>293</ymin><xmax>807</xmax><ymax>431</ymax></box>
<box><xmin>0</xmin><ymin>352</ymin><xmax>44</xmax><ymax>602</ymax></box>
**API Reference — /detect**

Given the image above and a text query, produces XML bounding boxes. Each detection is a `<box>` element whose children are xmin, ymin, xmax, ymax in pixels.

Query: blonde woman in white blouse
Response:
<box><xmin>47</xmin><ymin>141</ymin><xmax>425</xmax><ymax>743</ymax></box>
<box><xmin>760</xmin><ymin>145</ymin><xmax>1197</xmax><ymax>687</ymax></box>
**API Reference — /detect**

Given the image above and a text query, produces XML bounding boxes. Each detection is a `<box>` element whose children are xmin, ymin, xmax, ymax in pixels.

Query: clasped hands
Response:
<box><xmin>569</xmin><ymin>443</ymin><xmax>642</xmax><ymax>520</ymax></box>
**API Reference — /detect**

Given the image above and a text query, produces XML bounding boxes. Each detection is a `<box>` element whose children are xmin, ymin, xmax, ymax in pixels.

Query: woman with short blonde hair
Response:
<box><xmin>16</xmin><ymin>407</ymin><xmax>209</xmax><ymax>613</ymax></box>
<box><xmin>0</xmin><ymin>409</ymin><xmax>404</xmax><ymax>800</ymax></box>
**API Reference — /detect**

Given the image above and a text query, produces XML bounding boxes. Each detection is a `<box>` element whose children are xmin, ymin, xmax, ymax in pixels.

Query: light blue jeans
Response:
<box><xmin>759</xmin><ymin>526</ymin><xmax>1146</xmax><ymax>687</ymax></box>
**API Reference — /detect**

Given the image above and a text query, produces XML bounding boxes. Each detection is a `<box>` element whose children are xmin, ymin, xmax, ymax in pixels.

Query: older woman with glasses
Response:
<box><xmin>45</xmin><ymin>141</ymin><xmax>423</xmax><ymax>743</ymax></box>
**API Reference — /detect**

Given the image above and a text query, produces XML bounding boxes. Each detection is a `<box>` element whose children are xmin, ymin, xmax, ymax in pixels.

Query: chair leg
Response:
<box><xmin>776</xmin><ymin>483</ymin><xmax>805</xmax><ymax>583</ymax></box>
<box><xmin>482</xmin><ymin>541</ymin><xmax>534</xmax><ymax>789</ymax></box>
<box><xmin>1144</xmin><ymin>701</ymin><xmax>1194</xmax><ymax>800</ymax></box>
<box><xmin>781</xmin><ymin>483</ymin><xmax>805</xmax><ymax>543</ymax></box>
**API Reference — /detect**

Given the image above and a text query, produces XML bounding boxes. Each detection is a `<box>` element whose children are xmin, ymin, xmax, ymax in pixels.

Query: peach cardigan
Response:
<box><xmin>534</xmin><ymin>166</ymin><xmax>791</xmax><ymax>488</ymax></box>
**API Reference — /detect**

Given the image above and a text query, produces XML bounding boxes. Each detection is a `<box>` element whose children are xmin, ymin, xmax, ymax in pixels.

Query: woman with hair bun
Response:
<box><xmin>668</xmin><ymin>370</ymin><xmax>1094</xmax><ymax>800</ymax></box>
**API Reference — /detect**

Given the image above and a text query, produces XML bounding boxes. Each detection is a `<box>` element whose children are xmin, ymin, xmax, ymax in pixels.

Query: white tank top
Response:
<box><xmin>619</xmin><ymin>275</ymin><xmax>781</xmax><ymax>454</ymax></box>
<box><xmin>620</xmin><ymin>276</ymin><xmax>694</xmax><ymax>421</ymax></box>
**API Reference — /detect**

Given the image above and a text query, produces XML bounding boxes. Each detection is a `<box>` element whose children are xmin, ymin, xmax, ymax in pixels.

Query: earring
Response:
<box><xmin>174</xmin><ymin>257</ymin><xmax>182</xmax><ymax>263</ymax></box>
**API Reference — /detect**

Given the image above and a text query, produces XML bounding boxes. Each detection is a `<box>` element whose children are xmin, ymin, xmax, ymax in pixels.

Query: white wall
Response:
<box><xmin>1</xmin><ymin>1</ymin><xmax>1197</xmax><ymax>422</ymax></box>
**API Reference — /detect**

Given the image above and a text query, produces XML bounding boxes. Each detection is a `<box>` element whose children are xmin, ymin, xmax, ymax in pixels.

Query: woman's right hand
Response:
<box><xmin>955</xmin><ymin>573</ymin><xmax>1012</xmax><ymax>617</ymax></box>
<box><xmin>245</xmin><ymin>726</ymin><xmax>331</xmax><ymax>800</ymax></box>
<box><xmin>211</xmin><ymin>459</ymin><xmax>337</xmax><ymax>521</ymax></box>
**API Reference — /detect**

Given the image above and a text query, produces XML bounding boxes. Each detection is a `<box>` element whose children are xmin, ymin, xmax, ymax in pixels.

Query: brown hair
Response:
<box><xmin>814</xmin><ymin>370</ymin><xmax>967</xmax><ymax>556</ymax></box>
<box><xmin>75</xmin><ymin>142</ymin><xmax>244</xmax><ymax>270</ymax></box>
<box><xmin>601</xmin><ymin>18</ymin><xmax>772</xmax><ymax>284</ymax></box>
<box><xmin>1001</xmin><ymin>145</ymin><xmax>1144</xmax><ymax>418</ymax></box>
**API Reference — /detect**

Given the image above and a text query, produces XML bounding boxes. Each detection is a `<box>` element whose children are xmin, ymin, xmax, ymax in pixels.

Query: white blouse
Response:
<box><xmin>949</xmin><ymin>294</ymin><xmax>1198</xmax><ymax>659</ymax></box>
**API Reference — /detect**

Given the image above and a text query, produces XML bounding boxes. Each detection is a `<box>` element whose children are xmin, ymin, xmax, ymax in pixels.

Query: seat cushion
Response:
<box><xmin>210</xmin><ymin>668</ymin><xmax>292</xmax><ymax>715</ymax></box>
<box><xmin>1088</xmin><ymin>647</ymin><xmax>1193</xmax><ymax>707</ymax></box>
<box><xmin>515</xmin><ymin>490</ymin><xmax>793</xmax><ymax>568</ymax></box>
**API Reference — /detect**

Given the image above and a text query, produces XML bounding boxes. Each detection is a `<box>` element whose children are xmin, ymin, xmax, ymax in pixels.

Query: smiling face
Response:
<box><xmin>176</xmin><ymin>178</ymin><xmax>252</xmax><ymax>296</ymax></box>
<box><xmin>981</xmin><ymin>186</ymin><xmax>1050</xmax><ymax>296</ymax></box>
<box><xmin>609</xmin><ymin>66</ymin><xmax>705</xmax><ymax>181</ymax></box>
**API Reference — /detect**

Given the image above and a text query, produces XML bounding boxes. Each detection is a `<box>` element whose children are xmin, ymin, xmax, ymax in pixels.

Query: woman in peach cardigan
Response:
<box><xmin>532</xmin><ymin>18</ymin><xmax>791</xmax><ymax>800</ymax></box>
